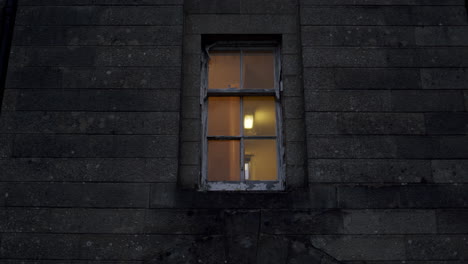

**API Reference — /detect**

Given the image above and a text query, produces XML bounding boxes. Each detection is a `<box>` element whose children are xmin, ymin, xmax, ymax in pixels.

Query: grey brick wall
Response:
<box><xmin>0</xmin><ymin>0</ymin><xmax>467</xmax><ymax>263</ymax></box>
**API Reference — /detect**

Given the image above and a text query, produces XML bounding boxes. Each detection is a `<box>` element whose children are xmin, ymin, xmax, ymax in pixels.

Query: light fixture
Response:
<box><xmin>244</xmin><ymin>114</ymin><xmax>254</xmax><ymax>129</ymax></box>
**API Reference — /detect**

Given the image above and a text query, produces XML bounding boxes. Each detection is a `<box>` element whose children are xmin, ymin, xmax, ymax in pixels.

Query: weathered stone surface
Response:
<box><xmin>406</xmin><ymin>235</ymin><xmax>468</xmax><ymax>260</ymax></box>
<box><xmin>425</xmin><ymin>113</ymin><xmax>468</xmax><ymax>135</ymax></box>
<box><xmin>310</xmin><ymin>235</ymin><xmax>406</xmax><ymax>261</ymax></box>
<box><xmin>306</xmin><ymin>112</ymin><xmax>425</xmax><ymax>135</ymax></box>
<box><xmin>13</xmin><ymin>26</ymin><xmax>182</xmax><ymax>46</ymax></box>
<box><xmin>13</xmin><ymin>135</ymin><xmax>178</xmax><ymax>158</ymax></box>
<box><xmin>186</xmin><ymin>14</ymin><xmax>296</xmax><ymax>34</ymax></box>
<box><xmin>301</xmin><ymin>6</ymin><xmax>466</xmax><ymax>26</ymax></box>
<box><xmin>261</xmin><ymin>210</ymin><xmax>344</xmax><ymax>234</ymax></box>
<box><xmin>0</xmin><ymin>158</ymin><xmax>177</xmax><ymax>182</ymax></box>
<box><xmin>16</xmin><ymin>6</ymin><xmax>183</xmax><ymax>26</ymax></box>
<box><xmin>14</xmin><ymin>89</ymin><xmax>180</xmax><ymax>111</ymax></box>
<box><xmin>432</xmin><ymin>160</ymin><xmax>468</xmax><ymax>183</ymax></box>
<box><xmin>309</xmin><ymin>159</ymin><xmax>431</xmax><ymax>183</ymax></box>
<box><xmin>421</xmin><ymin>68</ymin><xmax>468</xmax><ymax>89</ymax></box>
<box><xmin>0</xmin><ymin>111</ymin><xmax>179</xmax><ymax>135</ymax></box>
<box><xmin>338</xmin><ymin>185</ymin><xmax>401</xmax><ymax>209</ymax></box>
<box><xmin>400</xmin><ymin>185</ymin><xmax>468</xmax><ymax>208</ymax></box>
<box><xmin>304</xmin><ymin>68</ymin><xmax>421</xmax><ymax>90</ymax></box>
<box><xmin>302</xmin><ymin>26</ymin><xmax>416</xmax><ymax>47</ymax></box>
<box><xmin>343</xmin><ymin>210</ymin><xmax>436</xmax><ymax>234</ymax></box>
<box><xmin>5</xmin><ymin>183</ymin><xmax>150</xmax><ymax>207</ymax></box>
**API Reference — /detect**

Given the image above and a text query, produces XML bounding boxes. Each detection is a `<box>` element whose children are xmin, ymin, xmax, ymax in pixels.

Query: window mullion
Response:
<box><xmin>240</xmin><ymin>96</ymin><xmax>245</xmax><ymax>183</ymax></box>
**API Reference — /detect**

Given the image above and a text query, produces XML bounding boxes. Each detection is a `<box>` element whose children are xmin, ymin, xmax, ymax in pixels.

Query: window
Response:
<box><xmin>200</xmin><ymin>41</ymin><xmax>284</xmax><ymax>191</ymax></box>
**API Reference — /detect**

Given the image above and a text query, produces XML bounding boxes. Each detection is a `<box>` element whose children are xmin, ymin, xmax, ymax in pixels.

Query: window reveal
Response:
<box><xmin>201</xmin><ymin>44</ymin><xmax>284</xmax><ymax>191</ymax></box>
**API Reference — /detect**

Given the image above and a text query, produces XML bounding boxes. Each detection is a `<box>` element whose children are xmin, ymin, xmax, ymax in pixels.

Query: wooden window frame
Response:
<box><xmin>200</xmin><ymin>41</ymin><xmax>285</xmax><ymax>191</ymax></box>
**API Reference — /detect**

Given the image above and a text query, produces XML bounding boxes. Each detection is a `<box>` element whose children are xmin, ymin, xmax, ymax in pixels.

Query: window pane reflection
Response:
<box><xmin>244</xmin><ymin>139</ymin><xmax>277</xmax><ymax>181</ymax></box>
<box><xmin>243</xmin><ymin>96</ymin><xmax>276</xmax><ymax>136</ymax></box>
<box><xmin>208</xmin><ymin>51</ymin><xmax>240</xmax><ymax>89</ymax></box>
<box><xmin>208</xmin><ymin>140</ymin><xmax>240</xmax><ymax>181</ymax></box>
<box><xmin>242</xmin><ymin>51</ymin><xmax>274</xmax><ymax>89</ymax></box>
<box><xmin>208</xmin><ymin>97</ymin><xmax>240</xmax><ymax>136</ymax></box>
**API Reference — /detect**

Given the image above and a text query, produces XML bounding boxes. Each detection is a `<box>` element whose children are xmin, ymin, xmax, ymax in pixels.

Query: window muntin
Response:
<box><xmin>201</xmin><ymin>44</ymin><xmax>284</xmax><ymax>191</ymax></box>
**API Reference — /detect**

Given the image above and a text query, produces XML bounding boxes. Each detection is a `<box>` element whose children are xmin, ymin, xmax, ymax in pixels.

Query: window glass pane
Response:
<box><xmin>242</xmin><ymin>51</ymin><xmax>274</xmax><ymax>89</ymax></box>
<box><xmin>208</xmin><ymin>97</ymin><xmax>240</xmax><ymax>136</ymax></box>
<box><xmin>208</xmin><ymin>51</ymin><xmax>240</xmax><ymax>89</ymax></box>
<box><xmin>244</xmin><ymin>139</ymin><xmax>277</xmax><ymax>181</ymax></box>
<box><xmin>208</xmin><ymin>140</ymin><xmax>240</xmax><ymax>181</ymax></box>
<box><xmin>243</xmin><ymin>96</ymin><xmax>276</xmax><ymax>136</ymax></box>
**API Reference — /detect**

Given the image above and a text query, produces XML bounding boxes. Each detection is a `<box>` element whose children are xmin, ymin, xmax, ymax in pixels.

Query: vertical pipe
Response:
<box><xmin>0</xmin><ymin>0</ymin><xmax>17</xmax><ymax>112</ymax></box>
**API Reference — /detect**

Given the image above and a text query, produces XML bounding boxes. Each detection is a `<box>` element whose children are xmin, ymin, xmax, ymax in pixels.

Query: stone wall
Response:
<box><xmin>0</xmin><ymin>0</ymin><xmax>467</xmax><ymax>263</ymax></box>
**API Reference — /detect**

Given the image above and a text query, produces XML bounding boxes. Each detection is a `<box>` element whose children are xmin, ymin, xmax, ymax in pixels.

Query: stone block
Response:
<box><xmin>5</xmin><ymin>182</ymin><xmax>150</xmax><ymax>208</ymax></box>
<box><xmin>284</xmin><ymin>118</ymin><xmax>306</xmax><ymax>142</ymax></box>
<box><xmin>143</xmin><ymin>209</ymin><xmax>223</xmax><ymax>234</ymax></box>
<box><xmin>16</xmin><ymin>6</ymin><xmax>183</xmax><ymax>26</ymax></box>
<box><xmin>421</xmin><ymin>68</ymin><xmax>468</xmax><ymax>89</ymax></box>
<box><xmin>13</xmin><ymin>25</ymin><xmax>182</xmax><ymax>46</ymax></box>
<box><xmin>400</xmin><ymin>184</ymin><xmax>468</xmax><ymax>208</ymax></box>
<box><xmin>0</xmin><ymin>158</ymin><xmax>177</xmax><ymax>182</ymax></box>
<box><xmin>337</xmin><ymin>185</ymin><xmax>401</xmax><ymax>209</ymax></box>
<box><xmin>283</xmin><ymin>96</ymin><xmax>304</xmax><ymax>119</ymax></box>
<box><xmin>310</xmin><ymin>235</ymin><xmax>405</xmax><ymax>261</ymax></box>
<box><xmin>309</xmin><ymin>159</ymin><xmax>431</xmax><ymax>183</ymax></box>
<box><xmin>14</xmin><ymin>89</ymin><xmax>180</xmax><ymax>111</ymax></box>
<box><xmin>185</xmin><ymin>0</ymin><xmax>240</xmax><ymax>14</ymax></box>
<box><xmin>300</xmin><ymin>6</ymin><xmax>466</xmax><ymax>26</ymax></box>
<box><xmin>180</xmin><ymin>119</ymin><xmax>201</xmax><ymax>141</ymax></box>
<box><xmin>240</xmin><ymin>0</ymin><xmax>296</xmax><ymax>14</ymax></box>
<box><xmin>425</xmin><ymin>113</ymin><xmax>468</xmax><ymax>135</ymax></box>
<box><xmin>304</xmin><ymin>68</ymin><xmax>421</xmax><ymax>90</ymax></box>
<box><xmin>186</xmin><ymin>14</ymin><xmax>296</xmax><ymax>34</ymax></box>
<box><xmin>416</xmin><ymin>26</ymin><xmax>468</xmax><ymax>46</ymax></box>
<box><xmin>307</xmin><ymin>136</ymin><xmax>397</xmax><ymax>159</ymax></box>
<box><xmin>11</xmin><ymin>46</ymin><xmax>181</xmax><ymax>67</ymax></box>
<box><xmin>437</xmin><ymin>136</ymin><xmax>468</xmax><ymax>159</ymax></box>
<box><xmin>180</xmin><ymin>96</ymin><xmax>200</xmax><ymax>119</ymax></box>
<box><xmin>1</xmin><ymin>111</ymin><xmax>179</xmax><ymax>135</ymax></box>
<box><xmin>178</xmin><ymin>165</ymin><xmax>200</xmax><ymax>189</ymax></box>
<box><xmin>5</xmin><ymin>182</ymin><xmax>83</xmax><ymax>207</ymax></box>
<box><xmin>406</xmin><ymin>235</ymin><xmax>468</xmax><ymax>260</ymax></box>
<box><xmin>419</xmin><ymin>48</ymin><xmax>468</xmax><ymax>67</ymax></box>
<box><xmin>261</xmin><ymin>209</ymin><xmax>344</xmax><ymax>234</ymax></box>
<box><xmin>6</xmin><ymin>66</ymin><xmax>62</xmax><ymax>88</ymax></box>
<box><xmin>391</xmin><ymin>90</ymin><xmax>465</xmax><ymax>112</ymax></box>
<box><xmin>13</xmin><ymin>134</ymin><xmax>178</xmax><ymax>158</ymax></box>
<box><xmin>0</xmin><ymin>134</ymin><xmax>13</xmax><ymax>158</ymax></box>
<box><xmin>2</xmin><ymin>208</ymin><xmax>81</xmax><ymax>233</ymax></box>
<box><xmin>300</xmin><ymin>0</ymin><xmax>463</xmax><ymax>5</ymax></box>
<box><xmin>282</xmin><ymin>34</ymin><xmax>299</xmax><ymax>54</ymax></box>
<box><xmin>224</xmin><ymin>210</ymin><xmax>260</xmax><ymax>235</ymax></box>
<box><xmin>437</xmin><ymin>210</ymin><xmax>468</xmax><ymax>234</ymax></box>
<box><xmin>432</xmin><ymin>160</ymin><xmax>468</xmax><ymax>183</ymax></box>
<box><xmin>179</xmin><ymin>141</ymin><xmax>200</xmax><ymax>165</ymax></box>
<box><xmin>343</xmin><ymin>209</ymin><xmax>436</xmax><ymax>234</ymax></box>
<box><xmin>304</xmin><ymin>90</ymin><xmax>391</xmax><ymax>112</ymax></box>
<box><xmin>306</xmin><ymin>112</ymin><xmax>425</xmax><ymax>135</ymax></box>
<box><xmin>302</xmin><ymin>26</ymin><xmax>416</xmax><ymax>47</ymax></box>
<box><xmin>83</xmin><ymin>183</ymin><xmax>150</xmax><ymax>208</ymax></box>
<box><xmin>285</xmin><ymin>141</ymin><xmax>306</xmax><ymax>165</ymax></box>
<box><xmin>282</xmin><ymin>74</ymin><xmax>303</xmax><ymax>96</ymax></box>
<box><xmin>19</xmin><ymin>0</ymin><xmax>183</xmax><ymax>4</ymax></box>
<box><xmin>308</xmin><ymin>184</ymin><xmax>337</xmax><ymax>209</ymax></box>
<box><xmin>0</xmin><ymin>233</ymin><xmax>80</xmax><ymax>259</ymax></box>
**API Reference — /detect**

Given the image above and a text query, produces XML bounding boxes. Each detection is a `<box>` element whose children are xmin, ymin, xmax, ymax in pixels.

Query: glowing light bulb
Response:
<box><xmin>244</xmin><ymin>115</ymin><xmax>254</xmax><ymax>129</ymax></box>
